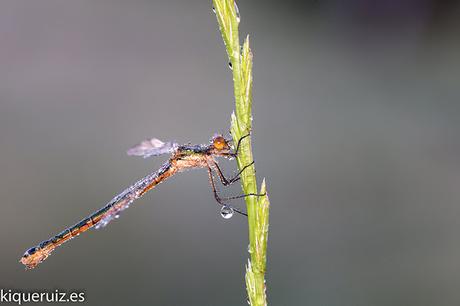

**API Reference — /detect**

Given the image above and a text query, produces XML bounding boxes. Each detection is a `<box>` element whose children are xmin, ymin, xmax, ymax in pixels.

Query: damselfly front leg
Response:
<box><xmin>228</xmin><ymin>132</ymin><xmax>251</xmax><ymax>158</ymax></box>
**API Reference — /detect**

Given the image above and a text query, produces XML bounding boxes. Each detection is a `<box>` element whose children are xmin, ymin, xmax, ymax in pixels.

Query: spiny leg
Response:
<box><xmin>210</xmin><ymin>161</ymin><xmax>265</xmax><ymax>202</ymax></box>
<box><xmin>216</xmin><ymin>192</ymin><xmax>266</xmax><ymax>202</ymax></box>
<box><xmin>207</xmin><ymin>166</ymin><xmax>247</xmax><ymax>217</ymax></box>
<box><xmin>212</xmin><ymin>160</ymin><xmax>255</xmax><ymax>186</ymax></box>
<box><xmin>229</xmin><ymin>132</ymin><xmax>251</xmax><ymax>158</ymax></box>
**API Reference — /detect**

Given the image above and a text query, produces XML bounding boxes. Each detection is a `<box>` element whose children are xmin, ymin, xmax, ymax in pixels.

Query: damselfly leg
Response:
<box><xmin>207</xmin><ymin>160</ymin><xmax>266</xmax><ymax>217</ymax></box>
<box><xmin>207</xmin><ymin>166</ymin><xmax>248</xmax><ymax>216</ymax></box>
<box><xmin>228</xmin><ymin>132</ymin><xmax>251</xmax><ymax>158</ymax></box>
<box><xmin>212</xmin><ymin>160</ymin><xmax>255</xmax><ymax>186</ymax></box>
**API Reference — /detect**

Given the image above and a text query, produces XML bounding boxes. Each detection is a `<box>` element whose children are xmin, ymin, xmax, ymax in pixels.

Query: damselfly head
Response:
<box><xmin>211</xmin><ymin>134</ymin><xmax>230</xmax><ymax>152</ymax></box>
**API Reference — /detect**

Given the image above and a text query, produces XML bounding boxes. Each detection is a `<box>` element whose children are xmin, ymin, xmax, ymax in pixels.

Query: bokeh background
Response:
<box><xmin>1</xmin><ymin>1</ymin><xmax>460</xmax><ymax>305</ymax></box>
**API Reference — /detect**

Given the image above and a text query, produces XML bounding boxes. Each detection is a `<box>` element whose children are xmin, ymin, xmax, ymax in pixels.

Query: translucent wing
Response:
<box><xmin>127</xmin><ymin>138</ymin><xmax>178</xmax><ymax>158</ymax></box>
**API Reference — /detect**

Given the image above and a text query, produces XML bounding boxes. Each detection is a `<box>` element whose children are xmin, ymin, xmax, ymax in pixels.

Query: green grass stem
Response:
<box><xmin>212</xmin><ymin>1</ymin><xmax>270</xmax><ymax>305</ymax></box>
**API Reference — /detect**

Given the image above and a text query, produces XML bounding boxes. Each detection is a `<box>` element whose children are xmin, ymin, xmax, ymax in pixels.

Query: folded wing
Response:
<box><xmin>127</xmin><ymin>138</ymin><xmax>178</xmax><ymax>158</ymax></box>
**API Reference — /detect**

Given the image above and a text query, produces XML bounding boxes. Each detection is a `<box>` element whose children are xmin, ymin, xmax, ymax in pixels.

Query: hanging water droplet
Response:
<box><xmin>247</xmin><ymin>297</ymin><xmax>251</xmax><ymax>305</ymax></box>
<box><xmin>212</xmin><ymin>6</ymin><xmax>216</xmax><ymax>14</ymax></box>
<box><xmin>220</xmin><ymin>206</ymin><xmax>234</xmax><ymax>219</ymax></box>
<box><xmin>234</xmin><ymin>2</ymin><xmax>241</xmax><ymax>23</ymax></box>
<box><xmin>228</xmin><ymin>62</ymin><xmax>233</xmax><ymax>70</ymax></box>
<box><xmin>115</xmin><ymin>214</ymin><xmax>120</xmax><ymax>219</ymax></box>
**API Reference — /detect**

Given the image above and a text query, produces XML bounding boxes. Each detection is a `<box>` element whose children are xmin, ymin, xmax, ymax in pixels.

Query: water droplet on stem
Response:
<box><xmin>220</xmin><ymin>206</ymin><xmax>234</xmax><ymax>219</ymax></box>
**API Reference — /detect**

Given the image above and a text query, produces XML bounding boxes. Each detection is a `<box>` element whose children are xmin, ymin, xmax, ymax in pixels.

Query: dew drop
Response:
<box><xmin>234</xmin><ymin>2</ymin><xmax>241</xmax><ymax>23</ymax></box>
<box><xmin>228</xmin><ymin>62</ymin><xmax>233</xmax><ymax>70</ymax></box>
<box><xmin>115</xmin><ymin>214</ymin><xmax>120</xmax><ymax>219</ymax></box>
<box><xmin>212</xmin><ymin>6</ymin><xmax>216</xmax><ymax>14</ymax></box>
<box><xmin>220</xmin><ymin>206</ymin><xmax>234</xmax><ymax>219</ymax></box>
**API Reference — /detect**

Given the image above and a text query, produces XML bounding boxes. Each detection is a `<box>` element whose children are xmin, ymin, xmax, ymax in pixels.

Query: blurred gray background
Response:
<box><xmin>1</xmin><ymin>1</ymin><xmax>460</xmax><ymax>305</ymax></box>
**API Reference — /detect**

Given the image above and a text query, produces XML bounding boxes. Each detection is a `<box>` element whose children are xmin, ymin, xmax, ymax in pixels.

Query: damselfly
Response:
<box><xmin>20</xmin><ymin>133</ymin><xmax>261</xmax><ymax>269</ymax></box>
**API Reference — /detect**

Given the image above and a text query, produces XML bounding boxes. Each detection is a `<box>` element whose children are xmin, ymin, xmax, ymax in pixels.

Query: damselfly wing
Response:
<box><xmin>127</xmin><ymin>138</ymin><xmax>178</xmax><ymax>158</ymax></box>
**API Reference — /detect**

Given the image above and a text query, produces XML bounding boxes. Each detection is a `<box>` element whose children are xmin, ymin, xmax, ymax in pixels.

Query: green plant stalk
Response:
<box><xmin>212</xmin><ymin>1</ymin><xmax>270</xmax><ymax>305</ymax></box>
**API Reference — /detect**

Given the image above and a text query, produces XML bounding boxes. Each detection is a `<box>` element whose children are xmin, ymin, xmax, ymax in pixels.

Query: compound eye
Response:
<box><xmin>213</xmin><ymin>136</ymin><xmax>227</xmax><ymax>151</ymax></box>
